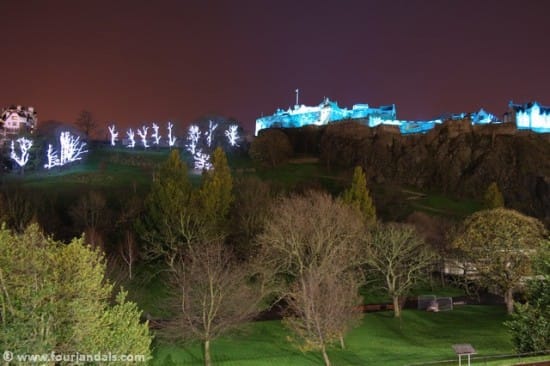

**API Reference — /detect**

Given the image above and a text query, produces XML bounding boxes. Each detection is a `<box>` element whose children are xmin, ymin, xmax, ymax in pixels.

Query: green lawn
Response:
<box><xmin>151</xmin><ymin>305</ymin><xmax>521</xmax><ymax>366</ymax></box>
<box><xmin>360</xmin><ymin>282</ymin><xmax>466</xmax><ymax>305</ymax></box>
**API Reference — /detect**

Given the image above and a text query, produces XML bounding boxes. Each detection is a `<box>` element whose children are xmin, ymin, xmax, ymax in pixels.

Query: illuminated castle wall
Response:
<box><xmin>256</xmin><ymin>98</ymin><xmax>550</xmax><ymax>135</ymax></box>
<box><xmin>506</xmin><ymin>102</ymin><xmax>550</xmax><ymax>133</ymax></box>
<box><xmin>255</xmin><ymin>98</ymin><xmax>396</xmax><ymax>135</ymax></box>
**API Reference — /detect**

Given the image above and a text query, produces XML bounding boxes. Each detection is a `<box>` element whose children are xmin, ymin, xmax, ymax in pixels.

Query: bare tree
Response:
<box><xmin>229</xmin><ymin>176</ymin><xmax>272</xmax><ymax>257</ymax></box>
<box><xmin>115</xmin><ymin>195</ymin><xmax>143</xmax><ymax>280</ymax></box>
<box><xmin>364</xmin><ymin>223</ymin><xmax>436</xmax><ymax>317</ymax></box>
<box><xmin>284</xmin><ymin>269</ymin><xmax>362</xmax><ymax>365</ymax></box>
<box><xmin>0</xmin><ymin>188</ymin><xmax>36</xmax><ymax>232</ymax></box>
<box><xmin>406</xmin><ymin>211</ymin><xmax>453</xmax><ymax>285</ymax></box>
<box><xmin>165</xmin><ymin>241</ymin><xmax>266</xmax><ymax>366</ymax></box>
<box><xmin>256</xmin><ymin>191</ymin><xmax>365</xmax><ymax>366</ymax></box>
<box><xmin>75</xmin><ymin>110</ymin><xmax>97</xmax><ymax>139</ymax></box>
<box><xmin>69</xmin><ymin>191</ymin><xmax>109</xmax><ymax>250</ymax></box>
<box><xmin>119</xmin><ymin>230</ymin><xmax>138</xmax><ymax>280</ymax></box>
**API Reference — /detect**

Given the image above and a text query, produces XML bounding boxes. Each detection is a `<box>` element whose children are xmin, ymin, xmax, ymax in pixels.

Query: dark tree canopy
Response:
<box><xmin>249</xmin><ymin>129</ymin><xmax>294</xmax><ymax>167</ymax></box>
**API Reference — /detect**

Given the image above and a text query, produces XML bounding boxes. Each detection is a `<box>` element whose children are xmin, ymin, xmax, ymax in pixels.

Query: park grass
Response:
<box><xmin>410</xmin><ymin>192</ymin><xmax>482</xmax><ymax>219</ymax></box>
<box><xmin>151</xmin><ymin>305</ymin><xmax>520</xmax><ymax>366</ymax></box>
<box><xmin>360</xmin><ymin>282</ymin><xmax>466</xmax><ymax>305</ymax></box>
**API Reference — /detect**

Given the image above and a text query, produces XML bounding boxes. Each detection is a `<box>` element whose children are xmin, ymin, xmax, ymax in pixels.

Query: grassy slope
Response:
<box><xmin>2</xmin><ymin>147</ymin><xmax>481</xmax><ymax>221</ymax></box>
<box><xmin>152</xmin><ymin>306</ymin><xmax>514</xmax><ymax>366</ymax></box>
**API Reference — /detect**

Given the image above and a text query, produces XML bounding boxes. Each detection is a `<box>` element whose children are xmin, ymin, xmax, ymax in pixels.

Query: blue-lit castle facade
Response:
<box><xmin>505</xmin><ymin>102</ymin><xmax>550</xmax><ymax>133</ymax></box>
<box><xmin>255</xmin><ymin>98</ymin><xmax>549</xmax><ymax>135</ymax></box>
<box><xmin>255</xmin><ymin>98</ymin><xmax>396</xmax><ymax>135</ymax></box>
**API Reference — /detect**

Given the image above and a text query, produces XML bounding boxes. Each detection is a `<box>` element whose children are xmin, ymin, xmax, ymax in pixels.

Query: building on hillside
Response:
<box><xmin>1</xmin><ymin>105</ymin><xmax>37</xmax><ymax>137</ymax></box>
<box><xmin>504</xmin><ymin>101</ymin><xmax>550</xmax><ymax>133</ymax></box>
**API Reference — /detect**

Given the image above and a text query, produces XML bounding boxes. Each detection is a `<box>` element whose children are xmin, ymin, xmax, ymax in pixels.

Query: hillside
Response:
<box><xmin>281</xmin><ymin>120</ymin><xmax>550</xmax><ymax>224</ymax></box>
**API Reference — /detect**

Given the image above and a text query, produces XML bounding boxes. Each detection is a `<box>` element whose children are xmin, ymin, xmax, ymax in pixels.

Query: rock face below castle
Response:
<box><xmin>309</xmin><ymin>121</ymin><xmax>549</xmax><ymax>223</ymax></box>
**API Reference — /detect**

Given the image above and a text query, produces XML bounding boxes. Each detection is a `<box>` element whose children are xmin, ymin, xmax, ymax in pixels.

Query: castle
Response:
<box><xmin>255</xmin><ymin>98</ymin><xmax>549</xmax><ymax>135</ymax></box>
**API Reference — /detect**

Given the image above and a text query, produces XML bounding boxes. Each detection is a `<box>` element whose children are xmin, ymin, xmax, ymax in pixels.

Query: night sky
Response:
<box><xmin>1</xmin><ymin>0</ymin><xmax>550</xmax><ymax>134</ymax></box>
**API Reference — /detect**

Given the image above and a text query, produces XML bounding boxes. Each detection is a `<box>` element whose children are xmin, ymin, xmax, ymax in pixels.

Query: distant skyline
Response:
<box><xmin>1</xmin><ymin>0</ymin><xmax>550</xmax><ymax>133</ymax></box>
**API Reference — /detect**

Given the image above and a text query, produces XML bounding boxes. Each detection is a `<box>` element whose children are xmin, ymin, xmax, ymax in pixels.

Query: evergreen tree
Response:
<box><xmin>342</xmin><ymin>166</ymin><xmax>376</xmax><ymax>224</ymax></box>
<box><xmin>194</xmin><ymin>147</ymin><xmax>234</xmax><ymax>237</ymax></box>
<box><xmin>483</xmin><ymin>182</ymin><xmax>505</xmax><ymax>209</ymax></box>
<box><xmin>0</xmin><ymin>224</ymin><xmax>152</xmax><ymax>363</ymax></box>
<box><xmin>138</xmin><ymin>149</ymin><xmax>197</xmax><ymax>264</ymax></box>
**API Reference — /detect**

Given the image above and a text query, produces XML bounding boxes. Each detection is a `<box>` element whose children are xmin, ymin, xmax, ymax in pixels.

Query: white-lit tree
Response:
<box><xmin>186</xmin><ymin>125</ymin><xmax>200</xmax><ymax>155</ymax></box>
<box><xmin>137</xmin><ymin>126</ymin><xmax>149</xmax><ymax>148</ymax></box>
<box><xmin>43</xmin><ymin>131</ymin><xmax>87</xmax><ymax>169</ymax></box>
<box><xmin>152</xmin><ymin>123</ymin><xmax>161</xmax><ymax>145</ymax></box>
<box><xmin>194</xmin><ymin>150</ymin><xmax>212</xmax><ymax>170</ymax></box>
<box><xmin>108</xmin><ymin>124</ymin><xmax>118</xmax><ymax>146</ymax></box>
<box><xmin>206</xmin><ymin>120</ymin><xmax>218</xmax><ymax>148</ymax></box>
<box><xmin>44</xmin><ymin>144</ymin><xmax>60</xmax><ymax>169</ymax></box>
<box><xmin>225</xmin><ymin>124</ymin><xmax>240</xmax><ymax>147</ymax></box>
<box><xmin>127</xmin><ymin>129</ymin><xmax>136</xmax><ymax>148</ymax></box>
<box><xmin>10</xmin><ymin>137</ymin><xmax>33</xmax><ymax>167</ymax></box>
<box><xmin>59</xmin><ymin>131</ymin><xmax>88</xmax><ymax>165</ymax></box>
<box><xmin>167</xmin><ymin>122</ymin><xmax>177</xmax><ymax>147</ymax></box>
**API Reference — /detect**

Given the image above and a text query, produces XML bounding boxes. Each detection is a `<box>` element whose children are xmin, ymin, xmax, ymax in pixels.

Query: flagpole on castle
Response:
<box><xmin>295</xmin><ymin>88</ymin><xmax>299</xmax><ymax>107</ymax></box>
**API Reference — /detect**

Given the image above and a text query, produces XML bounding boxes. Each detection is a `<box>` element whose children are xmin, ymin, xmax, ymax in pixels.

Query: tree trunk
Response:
<box><xmin>505</xmin><ymin>288</ymin><xmax>514</xmax><ymax>314</ymax></box>
<box><xmin>204</xmin><ymin>340</ymin><xmax>211</xmax><ymax>366</ymax></box>
<box><xmin>339</xmin><ymin>334</ymin><xmax>345</xmax><ymax>349</ymax></box>
<box><xmin>393</xmin><ymin>296</ymin><xmax>401</xmax><ymax>318</ymax></box>
<box><xmin>321</xmin><ymin>344</ymin><xmax>331</xmax><ymax>366</ymax></box>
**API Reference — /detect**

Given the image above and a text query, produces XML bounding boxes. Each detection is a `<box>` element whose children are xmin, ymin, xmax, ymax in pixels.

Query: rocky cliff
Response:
<box><xmin>285</xmin><ymin>121</ymin><xmax>550</xmax><ymax>223</ymax></box>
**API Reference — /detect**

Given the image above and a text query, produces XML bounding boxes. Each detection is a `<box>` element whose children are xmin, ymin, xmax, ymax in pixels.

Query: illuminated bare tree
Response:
<box><xmin>126</xmin><ymin>129</ymin><xmax>136</xmax><ymax>148</ymax></box>
<box><xmin>225</xmin><ymin>124</ymin><xmax>239</xmax><ymax>147</ymax></box>
<box><xmin>167</xmin><ymin>122</ymin><xmax>177</xmax><ymax>147</ymax></box>
<box><xmin>186</xmin><ymin>125</ymin><xmax>200</xmax><ymax>154</ymax></box>
<box><xmin>59</xmin><ymin>131</ymin><xmax>87</xmax><ymax>165</ymax></box>
<box><xmin>44</xmin><ymin>144</ymin><xmax>60</xmax><ymax>169</ymax></box>
<box><xmin>206</xmin><ymin>120</ymin><xmax>217</xmax><ymax>148</ymax></box>
<box><xmin>193</xmin><ymin>150</ymin><xmax>212</xmax><ymax>170</ymax></box>
<box><xmin>137</xmin><ymin>125</ymin><xmax>149</xmax><ymax>148</ymax></box>
<box><xmin>10</xmin><ymin>138</ymin><xmax>33</xmax><ymax>168</ymax></box>
<box><xmin>108</xmin><ymin>124</ymin><xmax>118</xmax><ymax>146</ymax></box>
<box><xmin>151</xmin><ymin>123</ymin><xmax>161</xmax><ymax>145</ymax></box>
